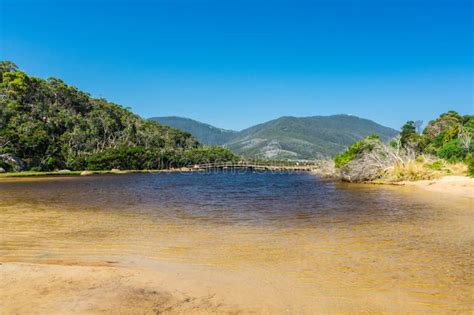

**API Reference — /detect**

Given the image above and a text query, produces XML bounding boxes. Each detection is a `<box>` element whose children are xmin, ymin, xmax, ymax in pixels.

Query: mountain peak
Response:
<box><xmin>151</xmin><ymin>115</ymin><xmax>398</xmax><ymax>160</ymax></box>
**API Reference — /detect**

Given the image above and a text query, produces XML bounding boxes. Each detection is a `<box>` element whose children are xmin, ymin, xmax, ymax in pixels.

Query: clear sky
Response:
<box><xmin>1</xmin><ymin>0</ymin><xmax>472</xmax><ymax>131</ymax></box>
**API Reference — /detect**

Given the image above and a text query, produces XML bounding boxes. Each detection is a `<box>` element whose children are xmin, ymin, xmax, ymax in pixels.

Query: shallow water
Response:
<box><xmin>0</xmin><ymin>171</ymin><xmax>472</xmax><ymax>313</ymax></box>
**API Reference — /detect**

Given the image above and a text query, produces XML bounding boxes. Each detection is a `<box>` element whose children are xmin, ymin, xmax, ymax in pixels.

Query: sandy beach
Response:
<box><xmin>0</xmin><ymin>261</ymin><xmax>240</xmax><ymax>314</ymax></box>
<box><xmin>400</xmin><ymin>176</ymin><xmax>474</xmax><ymax>199</ymax></box>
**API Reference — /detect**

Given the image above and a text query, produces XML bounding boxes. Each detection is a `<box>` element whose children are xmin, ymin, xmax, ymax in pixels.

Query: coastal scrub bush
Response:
<box><xmin>334</xmin><ymin>134</ymin><xmax>380</xmax><ymax>168</ymax></box>
<box><xmin>182</xmin><ymin>146</ymin><xmax>239</xmax><ymax>165</ymax></box>
<box><xmin>86</xmin><ymin>146</ymin><xmax>148</xmax><ymax>170</ymax></box>
<box><xmin>334</xmin><ymin>135</ymin><xmax>400</xmax><ymax>182</ymax></box>
<box><xmin>467</xmin><ymin>155</ymin><xmax>474</xmax><ymax>177</ymax></box>
<box><xmin>84</xmin><ymin>145</ymin><xmax>239</xmax><ymax>171</ymax></box>
<box><xmin>335</xmin><ymin>111</ymin><xmax>473</xmax><ymax>182</ymax></box>
<box><xmin>436</xmin><ymin>139</ymin><xmax>468</xmax><ymax>162</ymax></box>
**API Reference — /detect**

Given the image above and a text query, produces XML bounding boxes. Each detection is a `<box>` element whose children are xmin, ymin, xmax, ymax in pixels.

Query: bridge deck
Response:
<box><xmin>191</xmin><ymin>163</ymin><xmax>313</xmax><ymax>171</ymax></box>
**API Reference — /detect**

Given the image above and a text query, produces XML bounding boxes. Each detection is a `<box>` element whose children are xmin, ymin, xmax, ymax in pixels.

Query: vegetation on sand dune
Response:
<box><xmin>334</xmin><ymin>134</ymin><xmax>380</xmax><ymax>168</ymax></box>
<box><xmin>334</xmin><ymin>111</ymin><xmax>473</xmax><ymax>182</ymax></box>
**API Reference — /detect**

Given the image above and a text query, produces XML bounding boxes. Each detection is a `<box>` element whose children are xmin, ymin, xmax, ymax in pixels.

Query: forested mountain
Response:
<box><xmin>150</xmin><ymin>116</ymin><xmax>238</xmax><ymax>145</ymax></box>
<box><xmin>228</xmin><ymin>115</ymin><xmax>398</xmax><ymax>159</ymax></box>
<box><xmin>155</xmin><ymin>115</ymin><xmax>398</xmax><ymax>160</ymax></box>
<box><xmin>0</xmin><ymin>61</ymin><xmax>236</xmax><ymax>171</ymax></box>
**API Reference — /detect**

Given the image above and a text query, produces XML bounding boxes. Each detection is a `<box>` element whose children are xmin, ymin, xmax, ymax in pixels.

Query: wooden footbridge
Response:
<box><xmin>190</xmin><ymin>162</ymin><xmax>313</xmax><ymax>171</ymax></box>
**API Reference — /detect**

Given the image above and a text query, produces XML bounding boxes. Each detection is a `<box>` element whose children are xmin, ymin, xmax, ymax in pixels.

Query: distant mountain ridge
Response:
<box><xmin>150</xmin><ymin>115</ymin><xmax>399</xmax><ymax>160</ymax></box>
<box><xmin>151</xmin><ymin>116</ymin><xmax>237</xmax><ymax>145</ymax></box>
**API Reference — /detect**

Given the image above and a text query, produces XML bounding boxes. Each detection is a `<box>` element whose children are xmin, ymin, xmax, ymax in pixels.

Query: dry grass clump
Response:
<box><xmin>385</xmin><ymin>155</ymin><xmax>467</xmax><ymax>182</ymax></box>
<box><xmin>336</xmin><ymin>137</ymin><xmax>468</xmax><ymax>183</ymax></box>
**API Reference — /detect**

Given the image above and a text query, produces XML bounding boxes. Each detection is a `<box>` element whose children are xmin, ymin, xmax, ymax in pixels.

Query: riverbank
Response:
<box><xmin>0</xmin><ymin>165</ymin><xmax>313</xmax><ymax>178</ymax></box>
<box><xmin>397</xmin><ymin>175</ymin><xmax>474</xmax><ymax>199</ymax></box>
<box><xmin>310</xmin><ymin>165</ymin><xmax>473</xmax><ymax>199</ymax></box>
<box><xmin>0</xmin><ymin>168</ymin><xmax>195</xmax><ymax>178</ymax></box>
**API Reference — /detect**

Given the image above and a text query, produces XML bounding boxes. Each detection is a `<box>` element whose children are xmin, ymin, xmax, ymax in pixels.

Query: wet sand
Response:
<box><xmin>0</xmin><ymin>262</ymin><xmax>239</xmax><ymax>314</ymax></box>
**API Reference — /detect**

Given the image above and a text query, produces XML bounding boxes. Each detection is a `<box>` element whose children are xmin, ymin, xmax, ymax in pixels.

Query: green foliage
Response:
<box><xmin>436</xmin><ymin>139</ymin><xmax>468</xmax><ymax>163</ymax></box>
<box><xmin>0</xmin><ymin>61</ymin><xmax>18</xmax><ymax>80</ymax></box>
<box><xmin>423</xmin><ymin>111</ymin><xmax>464</xmax><ymax>139</ymax></box>
<box><xmin>181</xmin><ymin>146</ymin><xmax>239</xmax><ymax>165</ymax></box>
<box><xmin>86</xmin><ymin>146</ymin><xmax>148</xmax><ymax>170</ymax></box>
<box><xmin>337</xmin><ymin>111</ymin><xmax>473</xmax><ymax>182</ymax></box>
<box><xmin>334</xmin><ymin>135</ymin><xmax>380</xmax><ymax>168</ymax></box>
<box><xmin>415</xmin><ymin>155</ymin><xmax>425</xmax><ymax>163</ymax></box>
<box><xmin>467</xmin><ymin>155</ymin><xmax>474</xmax><ymax>177</ymax></box>
<box><xmin>400</xmin><ymin>121</ymin><xmax>417</xmax><ymax>147</ymax></box>
<box><xmin>397</xmin><ymin>111</ymin><xmax>473</xmax><ymax>163</ymax></box>
<box><xmin>84</xmin><ymin>146</ymin><xmax>238</xmax><ymax>170</ymax></box>
<box><xmin>425</xmin><ymin>160</ymin><xmax>444</xmax><ymax>171</ymax></box>
<box><xmin>399</xmin><ymin>120</ymin><xmax>429</xmax><ymax>153</ymax></box>
<box><xmin>422</xmin><ymin>112</ymin><xmax>473</xmax><ymax>162</ymax></box>
<box><xmin>0</xmin><ymin>61</ymin><xmax>237</xmax><ymax>171</ymax></box>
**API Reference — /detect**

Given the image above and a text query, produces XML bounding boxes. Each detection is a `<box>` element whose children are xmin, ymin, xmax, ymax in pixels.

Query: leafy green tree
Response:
<box><xmin>421</xmin><ymin>111</ymin><xmax>473</xmax><ymax>161</ymax></box>
<box><xmin>0</xmin><ymin>61</ymin><xmax>237</xmax><ymax>171</ymax></box>
<box><xmin>400</xmin><ymin>121</ymin><xmax>417</xmax><ymax>147</ymax></box>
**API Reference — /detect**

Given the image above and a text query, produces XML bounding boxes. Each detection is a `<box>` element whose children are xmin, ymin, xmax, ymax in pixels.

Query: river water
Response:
<box><xmin>0</xmin><ymin>171</ymin><xmax>472</xmax><ymax>313</ymax></box>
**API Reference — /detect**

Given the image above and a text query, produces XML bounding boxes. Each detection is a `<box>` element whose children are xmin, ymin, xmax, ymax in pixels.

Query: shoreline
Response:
<box><xmin>312</xmin><ymin>169</ymin><xmax>473</xmax><ymax>199</ymax></box>
<box><xmin>396</xmin><ymin>175</ymin><xmax>474</xmax><ymax>199</ymax></box>
<box><xmin>361</xmin><ymin>175</ymin><xmax>474</xmax><ymax>199</ymax></box>
<box><xmin>2</xmin><ymin>169</ymin><xmax>472</xmax><ymax>199</ymax></box>
<box><xmin>0</xmin><ymin>166</ymin><xmax>313</xmax><ymax>178</ymax></box>
<box><xmin>0</xmin><ymin>168</ymin><xmax>196</xmax><ymax>178</ymax></box>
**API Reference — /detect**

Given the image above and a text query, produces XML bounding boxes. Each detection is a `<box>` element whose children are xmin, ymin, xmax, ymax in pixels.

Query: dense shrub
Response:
<box><xmin>422</xmin><ymin>112</ymin><xmax>473</xmax><ymax>162</ymax></box>
<box><xmin>334</xmin><ymin>135</ymin><xmax>380</xmax><ymax>168</ymax></box>
<box><xmin>86</xmin><ymin>146</ymin><xmax>148</xmax><ymax>170</ymax></box>
<box><xmin>467</xmin><ymin>155</ymin><xmax>474</xmax><ymax>177</ymax></box>
<box><xmin>84</xmin><ymin>146</ymin><xmax>238</xmax><ymax>171</ymax></box>
<box><xmin>436</xmin><ymin>139</ymin><xmax>468</xmax><ymax>163</ymax></box>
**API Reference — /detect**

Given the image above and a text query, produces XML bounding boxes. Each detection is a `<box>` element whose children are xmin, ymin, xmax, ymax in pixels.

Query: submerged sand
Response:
<box><xmin>1</xmin><ymin>174</ymin><xmax>473</xmax><ymax>314</ymax></box>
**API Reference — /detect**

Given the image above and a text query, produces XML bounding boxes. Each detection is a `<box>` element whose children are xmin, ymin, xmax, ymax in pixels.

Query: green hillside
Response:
<box><xmin>155</xmin><ymin>115</ymin><xmax>398</xmax><ymax>160</ymax></box>
<box><xmin>0</xmin><ymin>61</ymin><xmax>237</xmax><ymax>172</ymax></box>
<box><xmin>228</xmin><ymin>115</ymin><xmax>398</xmax><ymax>159</ymax></box>
<box><xmin>150</xmin><ymin>117</ymin><xmax>238</xmax><ymax>145</ymax></box>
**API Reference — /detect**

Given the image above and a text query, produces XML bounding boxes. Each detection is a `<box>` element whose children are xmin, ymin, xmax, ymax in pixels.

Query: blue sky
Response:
<box><xmin>0</xmin><ymin>0</ymin><xmax>472</xmax><ymax>130</ymax></box>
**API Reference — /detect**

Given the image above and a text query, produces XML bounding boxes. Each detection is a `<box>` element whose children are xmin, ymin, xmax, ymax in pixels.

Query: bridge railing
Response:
<box><xmin>191</xmin><ymin>162</ymin><xmax>314</xmax><ymax>170</ymax></box>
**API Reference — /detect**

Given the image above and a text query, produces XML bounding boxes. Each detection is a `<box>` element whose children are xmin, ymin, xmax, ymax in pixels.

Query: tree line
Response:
<box><xmin>0</xmin><ymin>61</ymin><xmax>238</xmax><ymax>172</ymax></box>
